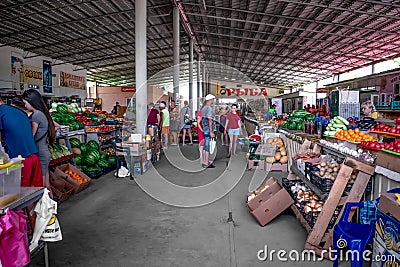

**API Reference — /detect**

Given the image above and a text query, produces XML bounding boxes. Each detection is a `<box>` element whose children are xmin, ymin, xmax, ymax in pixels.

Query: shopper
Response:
<box><xmin>361</xmin><ymin>100</ymin><xmax>378</xmax><ymax>119</ymax></box>
<box><xmin>219</xmin><ymin>108</ymin><xmax>228</xmax><ymax>146</ymax></box>
<box><xmin>169</xmin><ymin>101</ymin><xmax>180</xmax><ymax>145</ymax></box>
<box><xmin>159</xmin><ymin>101</ymin><xmax>170</xmax><ymax>149</ymax></box>
<box><xmin>201</xmin><ymin>94</ymin><xmax>216</xmax><ymax>168</ymax></box>
<box><xmin>196</xmin><ymin>108</ymin><xmax>205</xmax><ymax>166</ymax></box>
<box><xmin>147</xmin><ymin>102</ymin><xmax>160</xmax><ymax>137</ymax></box>
<box><xmin>225</xmin><ymin>103</ymin><xmax>242</xmax><ymax>157</ymax></box>
<box><xmin>0</xmin><ymin>97</ymin><xmax>42</xmax><ymax>187</ymax></box>
<box><xmin>22</xmin><ymin>89</ymin><xmax>57</xmax><ymax>192</ymax></box>
<box><xmin>181</xmin><ymin>100</ymin><xmax>193</xmax><ymax>146</ymax></box>
<box><xmin>111</xmin><ymin>101</ymin><xmax>120</xmax><ymax>115</ymax></box>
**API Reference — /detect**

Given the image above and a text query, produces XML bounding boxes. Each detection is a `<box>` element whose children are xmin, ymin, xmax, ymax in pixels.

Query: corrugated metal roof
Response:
<box><xmin>1</xmin><ymin>0</ymin><xmax>399</xmax><ymax>89</ymax></box>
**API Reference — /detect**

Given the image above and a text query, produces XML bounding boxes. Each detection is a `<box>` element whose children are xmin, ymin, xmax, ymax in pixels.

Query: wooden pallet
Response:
<box><xmin>286</xmin><ymin>140</ymin><xmax>374</xmax><ymax>259</ymax></box>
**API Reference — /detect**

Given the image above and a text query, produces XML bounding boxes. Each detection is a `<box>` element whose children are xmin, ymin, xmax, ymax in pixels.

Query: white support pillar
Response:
<box><xmin>173</xmin><ymin>6</ymin><xmax>180</xmax><ymax>104</ymax></box>
<box><xmin>135</xmin><ymin>0</ymin><xmax>147</xmax><ymax>136</ymax></box>
<box><xmin>197</xmin><ymin>55</ymin><xmax>201</xmax><ymax>108</ymax></box>
<box><xmin>189</xmin><ymin>39</ymin><xmax>194</xmax><ymax>114</ymax></box>
<box><xmin>202</xmin><ymin>63</ymin><xmax>206</xmax><ymax>96</ymax></box>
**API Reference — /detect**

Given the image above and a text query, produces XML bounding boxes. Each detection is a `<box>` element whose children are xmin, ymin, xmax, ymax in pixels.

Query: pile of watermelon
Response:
<box><xmin>70</xmin><ymin>138</ymin><xmax>118</xmax><ymax>177</ymax></box>
<box><xmin>51</xmin><ymin>104</ymin><xmax>84</xmax><ymax>131</ymax></box>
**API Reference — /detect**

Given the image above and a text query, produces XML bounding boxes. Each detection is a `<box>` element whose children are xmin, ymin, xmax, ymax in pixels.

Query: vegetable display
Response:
<box><xmin>334</xmin><ymin>128</ymin><xmax>377</xmax><ymax>143</ymax></box>
<box><xmin>49</xmin><ymin>143</ymin><xmax>72</xmax><ymax>159</ymax></box>
<box><xmin>264</xmin><ymin>137</ymin><xmax>288</xmax><ymax>164</ymax></box>
<box><xmin>324</xmin><ymin>116</ymin><xmax>348</xmax><ymax>137</ymax></box>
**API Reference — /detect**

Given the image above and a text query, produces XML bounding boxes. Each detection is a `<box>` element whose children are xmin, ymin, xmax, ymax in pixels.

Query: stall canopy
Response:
<box><xmin>1</xmin><ymin>0</ymin><xmax>400</xmax><ymax>89</ymax></box>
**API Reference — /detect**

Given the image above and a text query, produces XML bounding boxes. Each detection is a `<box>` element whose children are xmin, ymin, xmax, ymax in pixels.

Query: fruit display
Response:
<box><xmin>63</xmin><ymin>169</ymin><xmax>89</xmax><ymax>184</ymax></box>
<box><xmin>334</xmin><ymin>128</ymin><xmax>377</xmax><ymax>143</ymax></box>
<box><xmin>264</xmin><ymin>137</ymin><xmax>288</xmax><ymax>164</ymax></box>
<box><xmin>370</xmin><ymin>123</ymin><xmax>400</xmax><ymax>136</ymax></box>
<box><xmin>50</xmin><ymin>102</ymin><xmax>84</xmax><ymax>113</ymax></box>
<box><xmin>85</xmin><ymin>125</ymin><xmax>115</xmax><ymax>133</ymax></box>
<box><xmin>324</xmin><ymin>116</ymin><xmax>348</xmax><ymax>137</ymax></box>
<box><xmin>359</xmin><ymin>141</ymin><xmax>383</xmax><ymax>151</ymax></box>
<box><xmin>98</xmin><ymin>134</ymin><xmax>113</xmax><ymax>143</ymax></box>
<box><xmin>103</xmin><ymin>147</ymin><xmax>116</xmax><ymax>156</ymax></box>
<box><xmin>281</xmin><ymin>110</ymin><xmax>315</xmax><ymax>131</ymax></box>
<box><xmin>49</xmin><ymin>143</ymin><xmax>72</xmax><ymax>159</ymax></box>
<box><xmin>382</xmin><ymin>139</ymin><xmax>400</xmax><ymax>155</ymax></box>
<box><xmin>70</xmin><ymin>138</ymin><xmax>117</xmax><ymax>176</ymax></box>
<box><xmin>51</xmin><ymin>103</ymin><xmax>84</xmax><ymax>131</ymax></box>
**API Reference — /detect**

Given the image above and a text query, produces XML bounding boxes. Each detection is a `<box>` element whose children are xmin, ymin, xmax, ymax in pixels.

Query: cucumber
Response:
<box><xmin>333</xmin><ymin>123</ymin><xmax>345</xmax><ymax>128</ymax></box>
<box><xmin>336</xmin><ymin>116</ymin><xmax>349</xmax><ymax>126</ymax></box>
<box><xmin>324</xmin><ymin>131</ymin><xmax>337</xmax><ymax>136</ymax></box>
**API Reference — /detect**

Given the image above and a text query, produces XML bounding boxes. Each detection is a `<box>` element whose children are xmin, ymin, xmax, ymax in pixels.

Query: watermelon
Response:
<box><xmin>98</xmin><ymin>159</ymin><xmax>110</xmax><ymax>167</ymax></box>
<box><xmin>80</xmin><ymin>143</ymin><xmax>88</xmax><ymax>155</ymax></box>
<box><xmin>99</xmin><ymin>151</ymin><xmax>108</xmax><ymax>160</ymax></box>
<box><xmin>107</xmin><ymin>155</ymin><xmax>118</xmax><ymax>166</ymax></box>
<box><xmin>86</xmin><ymin>166</ymin><xmax>101</xmax><ymax>172</ymax></box>
<box><xmin>69</xmin><ymin>138</ymin><xmax>81</xmax><ymax>148</ymax></box>
<box><xmin>74</xmin><ymin>154</ymin><xmax>83</xmax><ymax>165</ymax></box>
<box><xmin>84</xmin><ymin>150</ymin><xmax>100</xmax><ymax>166</ymax></box>
<box><xmin>87</xmin><ymin>140</ymin><xmax>100</xmax><ymax>151</ymax></box>
<box><xmin>56</xmin><ymin>104</ymin><xmax>68</xmax><ymax>113</ymax></box>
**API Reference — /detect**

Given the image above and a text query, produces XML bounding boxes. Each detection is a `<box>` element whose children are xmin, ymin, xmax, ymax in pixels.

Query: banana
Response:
<box><xmin>0</xmin><ymin>161</ymin><xmax>15</xmax><ymax>170</ymax></box>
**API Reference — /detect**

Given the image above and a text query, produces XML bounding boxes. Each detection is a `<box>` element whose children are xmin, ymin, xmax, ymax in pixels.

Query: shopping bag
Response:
<box><xmin>210</xmin><ymin>138</ymin><xmax>217</xmax><ymax>154</ymax></box>
<box><xmin>41</xmin><ymin>214</ymin><xmax>62</xmax><ymax>242</ymax></box>
<box><xmin>184</xmin><ymin>114</ymin><xmax>192</xmax><ymax>125</ymax></box>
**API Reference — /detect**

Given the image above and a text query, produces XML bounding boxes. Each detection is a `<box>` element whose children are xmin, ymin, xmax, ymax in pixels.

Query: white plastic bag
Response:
<box><xmin>41</xmin><ymin>214</ymin><xmax>62</xmax><ymax>242</ymax></box>
<box><xmin>210</xmin><ymin>138</ymin><xmax>216</xmax><ymax>154</ymax></box>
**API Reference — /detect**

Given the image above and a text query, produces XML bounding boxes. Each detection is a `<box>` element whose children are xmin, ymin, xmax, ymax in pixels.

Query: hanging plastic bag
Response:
<box><xmin>0</xmin><ymin>209</ymin><xmax>30</xmax><ymax>267</ymax></box>
<box><xmin>210</xmin><ymin>138</ymin><xmax>217</xmax><ymax>154</ymax></box>
<box><xmin>30</xmin><ymin>189</ymin><xmax>62</xmax><ymax>251</ymax></box>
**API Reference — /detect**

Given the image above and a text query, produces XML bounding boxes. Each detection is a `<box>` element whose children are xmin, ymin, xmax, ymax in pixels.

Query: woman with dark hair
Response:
<box><xmin>22</xmin><ymin>89</ymin><xmax>56</xmax><ymax>192</ymax></box>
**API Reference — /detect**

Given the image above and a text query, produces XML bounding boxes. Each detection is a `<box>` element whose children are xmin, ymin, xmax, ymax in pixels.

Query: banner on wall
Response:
<box><xmin>22</xmin><ymin>65</ymin><xmax>43</xmax><ymax>85</ymax></box>
<box><xmin>215</xmin><ymin>84</ymin><xmax>268</xmax><ymax>98</ymax></box>
<box><xmin>60</xmin><ymin>71</ymin><xmax>86</xmax><ymax>90</ymax></box>
<box><xmin>271</xmin><ymin>98</ymin><xmax>282</xmax><ymax>115</ymax></box>
<box><xmin>43</xmin><ymin>61</ymin><xmax>52</xmax><ymax>93</ymax></box>
<box><xmin>11</xmin><ymin>55</ymin><xmax>23</xmax><ymax>82</ymax></box>
<box><xmin>121</xmin><ymin>86</ymin><xmax>136</xmax><ymax>92</ymax></box>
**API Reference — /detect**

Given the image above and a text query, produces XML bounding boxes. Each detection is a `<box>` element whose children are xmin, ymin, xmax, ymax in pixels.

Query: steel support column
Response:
<box><xmin>173</xmin><ymin>6</ymin><xmax>180</xmax><ymax>103</ymax></box>
<box><xmin>189</xmin><ymin>38</ymin><xmax>194</xmax><ymax>114</ymax></box>
<box><xmin>197</xmin><ymin>55</ymin><xmax>201</xmax><ymax>109</ymax></box>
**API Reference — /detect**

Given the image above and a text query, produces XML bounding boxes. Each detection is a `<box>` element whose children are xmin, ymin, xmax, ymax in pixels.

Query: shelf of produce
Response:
<box><xmin>49</xmin><ymin>154</ymin><xmax>74</xmax><ymax>166</ymax></box>
<box><xmin>378</xmin><ymin>110</ymin><xmax>400</xmax><ymax>113</ymax></box>
<box><xmin>100</xmin><ymin>143</ymin><xmax>113</xmax><ymax>150</ymax></box>
<box><xmin>290</xmin><ymin>204</ymin><xmax>312</xmax><ymax>234</ymax></box>
<box><xmin>369</xmin><ymin>131</ymin><xmax>400</xmax><ymax>138</ymax></box>
<box><xmin>290</xmin><ymin>165</ymin><xmax>328</xmax><ymax>200</ymax></box>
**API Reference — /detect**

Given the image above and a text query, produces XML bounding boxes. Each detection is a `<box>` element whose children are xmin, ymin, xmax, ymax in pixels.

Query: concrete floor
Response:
<box><xmin>30</xmin><ymin>142</ymin><xmax>348</xmax><ymax>267</ymax></box>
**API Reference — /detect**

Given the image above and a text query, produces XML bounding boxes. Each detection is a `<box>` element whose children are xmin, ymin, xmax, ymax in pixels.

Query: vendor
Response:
<box><xmin>361</xmin><ymin>100</ymin><xmax>378</xmax><ymax>119</ymax></box>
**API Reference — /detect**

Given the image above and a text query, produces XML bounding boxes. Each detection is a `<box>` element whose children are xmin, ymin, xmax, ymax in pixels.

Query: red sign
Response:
<box><xmin>217</xmin><ymin>88</ymin><xmax>268</xmax><ymax>97</ymax></box>
<box><xmin>121</xmin><ymin>86</ymin><xmax>136</xmax><ymax>92</ymax></box>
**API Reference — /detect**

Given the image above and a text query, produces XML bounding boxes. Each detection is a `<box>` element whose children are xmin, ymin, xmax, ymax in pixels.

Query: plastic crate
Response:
<box><xmin>344</xmin><ymin>178</ymin><xmax>372</xmax><ymax>194</ymax></box>
<box><xmin>310</xmin><ymin>172</ymin><xmax>334</xmax><ymax>193</ymax></box>
<box><xmin>282</xmin><ymin>177</ymin><xmax>303</xmax><ymax>198</ymax></box>
<box><xmin>391</xmin><ymin>101</ymin><xmax>400</xmax><ymax>110</ymax></box>
<box><xmin>374</xmin><ymin>102</ymin><xmax>391</xmax><ymax>110</ymax></box>
<box><xmin>82</xmin><ymin>169</ymin><xmax>103</xmax><ymax>179</ymax></box>
<box><xmin>101</xmin><ymin>165</ymin><xmax>115</xmax><ymax>175</ymax></box>
<box><xmin>305</xmin><ymin>162</ymin><xmax>320</xmax><ymax>180</ymax></box>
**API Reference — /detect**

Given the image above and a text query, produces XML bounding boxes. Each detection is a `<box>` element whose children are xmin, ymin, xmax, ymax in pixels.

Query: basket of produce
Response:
<box><xmin>81</xmin><ymin>166</ymin><xmax>103</xmax><ymax>179</ymax></box>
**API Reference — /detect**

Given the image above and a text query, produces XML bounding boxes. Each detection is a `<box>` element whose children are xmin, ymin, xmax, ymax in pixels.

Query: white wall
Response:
<box><xmin>0</xmin><ymin>45</ymin><xmax>87</xmax><ymax>99</ymax></box>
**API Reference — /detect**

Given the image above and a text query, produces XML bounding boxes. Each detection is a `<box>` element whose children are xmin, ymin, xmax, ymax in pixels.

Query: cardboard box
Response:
<box><xmin>372</xmin><ymin>151</ymin><xmax>400</xmax><ymax>173</ymax></box>
<box><xmin>375</xmin><ymin>208</ymin><xmax>400</xmax><ymax>255</ymax></box>
<box><xmin>379</xmin><ymin>193</ymin><xmax>400</xmax><ymax>223</ymax></box>
<box><xmin>50</xmin><ymin>184</ymin><xmax>73</xmax><ymax>204</ymax></box>
<box><xmin>248</xmin><ymin>159</ymin><xmax>265</xmax><ymax>170</ymax></box>
<box><xmin>247</xmin><ymin>178</ymin><xmax>282</xmax><ymax>211</ymax></box>
<box><xmin>268</xmin><ymin>163</ymin><xmax>288</xmax><ymax>172</ymax></box>
<box><xmin>54</xmin><ymin>164</ymin><xmax>91</xmax><ymax>194</ymax></box>
<box><xmin>372</xmin><ymin>237</ymin><xmax>400</xmax><ymax>267</ymax></box>
<box><xmin>130</xmin><ymin>134</ymin><xmax>142</xmax><ymax>143</ymax></box>
<box><xmin>249</xmin><ymin>181</ymin><xmax>294</xmax><ymax>226</ymax></box>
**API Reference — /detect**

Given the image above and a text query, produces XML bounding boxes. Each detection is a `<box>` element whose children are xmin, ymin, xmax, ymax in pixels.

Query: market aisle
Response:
<box><xmin>30</xmin><ymin>143</ymin><xmax>347</xmax><ymax>267</ymax></box>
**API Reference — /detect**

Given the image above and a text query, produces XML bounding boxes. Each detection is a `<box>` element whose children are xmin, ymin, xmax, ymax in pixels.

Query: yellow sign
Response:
<box><xmin>22</xmin><ymin>65</ymin><xmax>43</xmax><ymax>85</ymax></box>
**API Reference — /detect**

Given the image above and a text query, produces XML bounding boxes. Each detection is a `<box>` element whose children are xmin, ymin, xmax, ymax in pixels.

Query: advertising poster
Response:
<box><xmin>60</xmin><ymin>71</ymin><xmax>86</xmax><ymax>90</ymax></box>
<box><xmin>22</xmin><ymin>65</ymin><xmax>43</xmax><ymax>85</ymax></box>
<box><xmin>271</xmin><ymin>98</ymin><xmax>282</xmax><ymax>115</ymax></box>
<box><xmin>11</xmin><ymin>55</ymin><xmax>23</xmax><ymax>88</ymax></box>
<box><xmin>43</xmin><ymin>60</ymin><xmax>52</xmax><ymax>93</ymax></box>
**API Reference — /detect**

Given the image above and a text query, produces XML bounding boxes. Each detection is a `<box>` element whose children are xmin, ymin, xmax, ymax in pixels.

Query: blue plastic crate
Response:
<box><xmin>374</xmin><ymin>102</ymin><xmax>391</xmax><ymax>110</ymax></box>
<box><xmin>391</xmin><ymin>101</ymin><xmax>400</xmax><ymax>110</ymax></box>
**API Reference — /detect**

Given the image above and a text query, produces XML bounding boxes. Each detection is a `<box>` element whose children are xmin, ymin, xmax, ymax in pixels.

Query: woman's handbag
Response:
<box><xmin>210</xmin><ymin>138</ymin><xmax>217</xmax><ymax>154</ymax></box>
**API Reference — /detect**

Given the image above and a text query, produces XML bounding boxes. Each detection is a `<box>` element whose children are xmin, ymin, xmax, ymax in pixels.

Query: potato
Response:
<box><xmin>327</xmin><ymin>168</ymin><xmax>333</xmax><ymax>173</ymax></box>
<box><xmin>266</xmin><ymin>156</ymin><xmax>275</xmax><ymax>163</ymax></box>
<box><xmin>280</xmin><ymin>149</ymin><xmax>287</xmax><ymax>156</ymax></box>
<box><xmin>280</xmin><ymin>156</ymin><xmax>288</xmax><ymax>163</ymax></box>
<box><xmin>274</xmin><ymin>152</ymin><xmax>281</xmax><ymax>161</ymax></box>
<box><xmin>333</xmin><ymin>167</ymin><xmax>338</xmax><ymax>172</ymax></box>
<box><xmin>320</xmin><ymin>162</ymin><xmax>327</xmax><ymax>167</ymax></box>
<box><xmin>267</xmin><ymin>138</ymin><xmax>274</xmax><ymax>144</ymax></box>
